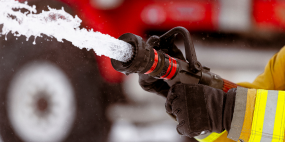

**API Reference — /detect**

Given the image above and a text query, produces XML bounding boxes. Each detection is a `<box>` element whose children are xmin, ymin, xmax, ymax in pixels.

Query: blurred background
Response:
<box><xmin>0</xmin><ymin>0</ymin><xmax>285</xmax><ymax>142</ymax></box>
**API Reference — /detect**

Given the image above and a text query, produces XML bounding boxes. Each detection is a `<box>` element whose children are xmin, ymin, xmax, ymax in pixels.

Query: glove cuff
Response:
<box><xmin>223</xmin><ymin>88</ymin><xmax>237</xmax><ymax>132</ymax></box>
<box><xmin>203</xmin><ymin>86</ymin><xmax>237</xmax><ymax>133</ymax></box>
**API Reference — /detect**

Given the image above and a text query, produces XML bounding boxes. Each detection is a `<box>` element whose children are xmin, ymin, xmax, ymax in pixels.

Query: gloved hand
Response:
<box><xmin>165</xmin><ymin>83</ymin><xmax>236</xmax><ymax>138</ymax></box>
<box><xmin>139</xmin><ymin>36</ymin><xmax>185</xmax><ymax>97</ymax></box>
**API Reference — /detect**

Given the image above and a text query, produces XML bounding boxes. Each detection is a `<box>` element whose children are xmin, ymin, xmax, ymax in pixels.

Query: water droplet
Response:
<box><xmin>33</xmin><ymin>37</ymin><xmax>36</xmax><ymax>44</ymax></box>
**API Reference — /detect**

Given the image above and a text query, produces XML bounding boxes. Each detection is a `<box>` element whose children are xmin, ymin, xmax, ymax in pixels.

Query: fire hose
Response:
<box><xmin>111</xmin><ymin>26</ymin><xmax>237</xmax><ymax>93</ymax></box>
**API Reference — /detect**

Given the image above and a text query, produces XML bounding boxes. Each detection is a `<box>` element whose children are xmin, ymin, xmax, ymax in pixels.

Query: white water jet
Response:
<box><xmin>0</xmin><ymin>0</ymin><xmax>133</xmax><ymax>62</ymax></box>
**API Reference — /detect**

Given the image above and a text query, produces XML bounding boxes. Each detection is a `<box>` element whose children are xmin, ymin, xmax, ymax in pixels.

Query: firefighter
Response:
<box><xmin>139</xmin><ymin>45</ymin><xmax>285</xmax><ymax>142</ymax></box>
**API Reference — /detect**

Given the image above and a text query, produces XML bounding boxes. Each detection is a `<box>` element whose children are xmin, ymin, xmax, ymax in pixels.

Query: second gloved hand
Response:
<box><xmin>165</xmin><ymin>83</ymin><xmax>236</xmax><ymax>138</ymax></box>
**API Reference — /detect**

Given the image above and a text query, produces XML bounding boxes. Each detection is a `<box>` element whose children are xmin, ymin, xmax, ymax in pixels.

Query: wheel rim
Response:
<box><xmin>7</xmin><ymin>61</ymin><xmax>76</xmax><ymax>142</ymax></box>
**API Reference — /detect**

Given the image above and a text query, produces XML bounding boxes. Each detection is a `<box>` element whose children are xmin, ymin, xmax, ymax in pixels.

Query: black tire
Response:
<box><xmin>0</xmin><ymin>33</ymin><xmax>109</xmax><ymax>142</ymax></box>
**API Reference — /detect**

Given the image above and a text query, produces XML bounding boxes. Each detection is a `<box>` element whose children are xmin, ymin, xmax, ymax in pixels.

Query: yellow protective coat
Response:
<box><xmin>238</xmin><ymin>46</ymin><xmax>285</xmax><ymax>90</ymax></box>
<box><xmin>197</xmin><ymin>46</ymin><xmax>285</xmax><ymax>142</ymax></box>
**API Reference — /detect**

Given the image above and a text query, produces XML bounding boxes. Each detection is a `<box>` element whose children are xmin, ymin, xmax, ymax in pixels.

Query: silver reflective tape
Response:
<box><xmin>228</xmin><ymin>87</ymin><xmax>248</xmax><ymax>141</ymax></box>
<box><xmin>260</xmin><ymin>90</ymin><xmax>278</xmax><ymax>142</ymax></box>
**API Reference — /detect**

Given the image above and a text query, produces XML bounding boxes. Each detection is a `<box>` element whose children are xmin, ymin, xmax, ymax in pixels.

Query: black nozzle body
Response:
<box><xmin>111</xmin><ymin>33</ymin><xmax>182</xmax><ymax>85</ymax></box>
<box><xmin>111</xmin><ymin>33</ymin><xmax>155</xmax><ymax>75</ymax></box>
<box><xmin>111</xmin><ymin>32</ymin><xmax>224</xmax><ymax>89</ymax></box>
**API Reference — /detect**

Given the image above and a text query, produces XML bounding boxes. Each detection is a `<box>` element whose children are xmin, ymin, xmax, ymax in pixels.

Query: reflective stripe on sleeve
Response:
<box><xmin>260</xmin><ymin>90</ymin><xmax>278</xmax><ymax>142</ymax></box>
<box><xmin>228</xmin><ymin>87</ymin><xmax>248</xmax><ymax>141</ymax></box>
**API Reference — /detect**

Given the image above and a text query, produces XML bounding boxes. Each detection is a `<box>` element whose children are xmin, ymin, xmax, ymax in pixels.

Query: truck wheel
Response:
<box><xmin>0</xmin><ymin>34</ymin><xmax>108</xmax><ymax>142</ymax></box>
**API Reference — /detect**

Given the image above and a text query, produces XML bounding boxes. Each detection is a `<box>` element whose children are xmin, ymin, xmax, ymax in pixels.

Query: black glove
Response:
<box><xmin>139</xmin><ymin>36</ymin><xmax>185</xmax><ymax>97</ymax></box>
<box><xmin>165</xmin><ymin>83</ymin><xmax>236</xmax><ymax>138</ymax></box>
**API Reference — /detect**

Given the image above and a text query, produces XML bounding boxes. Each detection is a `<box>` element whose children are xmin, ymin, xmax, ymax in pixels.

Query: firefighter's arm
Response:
<box><xmin>167</xmin><ymin>84</ymin><xmax>285</xmax><ymax>142</ymax></box>
<box><xmin>226</xmin><ymin>88</ymin><xmax>285</xmax><ymax>142</ymax></box>
<box><xmin>192</xmin><ymin>46</ymin><xmax>285</xmax><ymax>141</ymax></box>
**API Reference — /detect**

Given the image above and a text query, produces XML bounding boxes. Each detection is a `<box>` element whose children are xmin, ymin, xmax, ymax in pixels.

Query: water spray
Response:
<box><xmin>0</xmin><ymin>0</ymin><xmax>133</xmax><ymax>62</ymax></box>
<box><xmin>111</xmin><ymin>27</ymin><xmax>237</xmax><ymax>92</ymax></box>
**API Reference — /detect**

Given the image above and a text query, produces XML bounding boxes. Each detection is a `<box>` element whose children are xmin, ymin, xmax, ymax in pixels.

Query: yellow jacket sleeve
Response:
<box><xmin>196</xmin><ymin>46</ymin><xmax>285</xmax><ymax>142</ymax></box>
<box><xmin>229</xmin><ymin>88</ymin><xmax>285</xmax><ymax>142</ymax></box>
<box><xmin>196</xmin><ymin>88</ymin><xmax>285</xmax><ymax>142</ymax></box>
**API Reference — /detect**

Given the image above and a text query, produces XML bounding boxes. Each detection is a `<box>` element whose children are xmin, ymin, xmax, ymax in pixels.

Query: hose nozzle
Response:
<box><xmin>111</xmin><ymin>33</ymin><xmax>154</xmax><ymax>75</ymax></box>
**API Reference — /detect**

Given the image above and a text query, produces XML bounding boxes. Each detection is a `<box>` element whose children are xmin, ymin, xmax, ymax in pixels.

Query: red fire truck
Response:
<box><xmin>62</xmin><ymin>0</ymin><xmax>285</xmax><ymax>36</ymax></box>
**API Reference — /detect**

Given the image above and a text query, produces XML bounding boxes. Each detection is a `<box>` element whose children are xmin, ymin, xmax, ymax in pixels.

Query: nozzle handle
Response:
<box><xmin>159</xmin><ymin>26</ymin><xmax>202</xmax><ymax>72</ymax></box>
